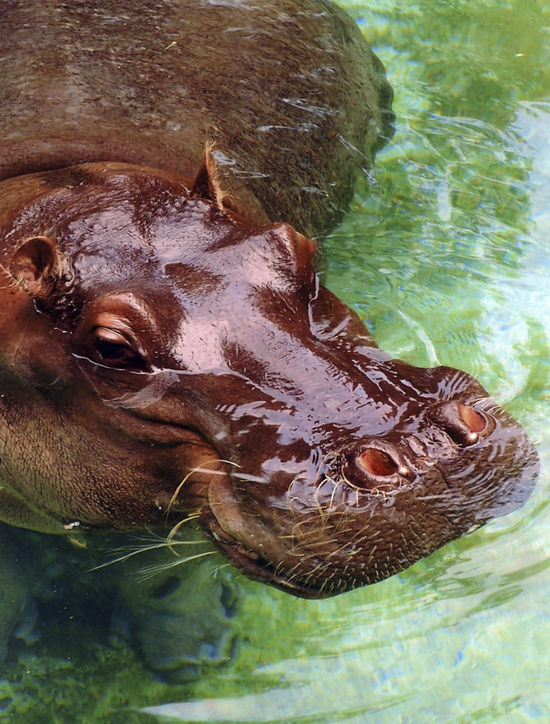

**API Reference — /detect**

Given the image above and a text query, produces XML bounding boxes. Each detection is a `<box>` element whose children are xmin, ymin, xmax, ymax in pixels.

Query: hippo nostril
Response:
<box><xmin>357</xmin><ymin>448</ymin><xmax>399</xmax><ymax>477</ymax></box>
<box><xmin>458</xmin><ymin>403</ymin><xmax>485</xmax><ymax>434</ymax></box>
<box><xmin>428</xmin><ymin>400</ymin><xmax>486</xmax><ymax>446</ymax></box>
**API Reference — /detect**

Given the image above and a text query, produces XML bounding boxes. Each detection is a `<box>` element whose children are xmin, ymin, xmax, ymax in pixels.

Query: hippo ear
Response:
<box><xmin>191</xmin><ymin>145</ymin><xmax>270</xmax><ymax>226</ymax></box>
<box><xmin>9</xmin><ymin>235</ymin><xmax>58</xmax><ymax>298</ymax></box>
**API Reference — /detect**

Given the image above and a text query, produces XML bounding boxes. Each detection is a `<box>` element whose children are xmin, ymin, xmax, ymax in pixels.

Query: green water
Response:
<box><xmin>2</xmin><ymin>0</ymin><xmax>550</xmax><ymax>721</ymax></box>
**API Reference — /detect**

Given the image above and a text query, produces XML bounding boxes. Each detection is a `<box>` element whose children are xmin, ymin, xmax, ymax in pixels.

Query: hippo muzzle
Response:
<box><xmin>0</xmin><ymin>163</ymin><xmax>538</xmax><ymax>598</ymax></box>
<box><xmin>197</xmin><ymin>361</ymin><xmax>536</xmax><ymax>597</ymax></box>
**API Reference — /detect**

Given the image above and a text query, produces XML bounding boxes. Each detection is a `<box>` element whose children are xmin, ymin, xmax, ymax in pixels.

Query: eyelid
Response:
<box><xmin>89</xmin><ymin>321</ymin><xmax>147</xmax><ymax>366</ymax></box>
<box><xmin>90</xmin><ymin>326</ymin><xmax>148</xmax><ymax>371</ymax></box>
<box><xmin>94</xmin><ymin>326</ymin><xmax>131</xmax><ymax>345</ymax></box>
<box><xmin>90</xmin><ymin>315</ymin><xmax>142</xmax><ymax>353</ymax></box>
<box><xmin>93</xmin><ymin>313</ymin><xmax>133</xmax><ymax>334</ymax></box>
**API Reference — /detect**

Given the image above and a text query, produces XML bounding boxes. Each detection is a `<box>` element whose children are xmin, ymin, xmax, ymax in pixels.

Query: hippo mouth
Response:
<box><xmin>202</xmin><ymin>508</ymin><xmax>319</xmax><ymax>598</ymax></box>
<box><xmin>202</xmin><ymin>471</ymin><xmax>326</xmax><ymax>598</ymax></box>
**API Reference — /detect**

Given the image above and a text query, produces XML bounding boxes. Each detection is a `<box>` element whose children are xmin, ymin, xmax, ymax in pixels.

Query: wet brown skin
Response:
<box><xmin>0</xmin><ymin>1</ymin><xmax>539</xmax><ymax>597</ymax></box>
<box><xmin>0</xmin><ymin>163</ymin><xmax>539</xmax><ymax>597</ymax></box>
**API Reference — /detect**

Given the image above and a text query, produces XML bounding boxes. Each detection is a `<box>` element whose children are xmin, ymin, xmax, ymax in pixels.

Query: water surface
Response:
<box><xmin>2</xmin><ymin>0</ymin><xmax>549</xmax><ymax>721</ymax></box>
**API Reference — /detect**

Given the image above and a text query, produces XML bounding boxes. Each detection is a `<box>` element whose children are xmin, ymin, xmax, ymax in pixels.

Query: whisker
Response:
<box><xmin>167</xmin><ymin>458</ymin><xmax>239</xmax><ymax>515</ymax></box>
<box><xmin>136</xmin><ymin>550</ymin><xmax>217</xmax><ymax>581</ymax></box>
<box><xmin>89</xmin><ymin>533</ymin><xmax>210</xmax><ymax>572</ymax></box>
<box><xmin>89</xmin><ymin>541</ymin><xmax>184</xmax><ymax>571</ymax></box>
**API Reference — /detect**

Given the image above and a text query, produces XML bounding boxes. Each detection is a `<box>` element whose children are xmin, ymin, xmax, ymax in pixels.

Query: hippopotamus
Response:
<box><xmin>0</xmin><ymin>0</ymin><xmax>538</xmax><ymax>609</ymax></box>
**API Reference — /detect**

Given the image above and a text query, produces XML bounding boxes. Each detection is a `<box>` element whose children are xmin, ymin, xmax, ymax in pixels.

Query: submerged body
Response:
<box><xmin>0</xmin><ymin>0</ymin><xmax>392</xmax><ymax>238</ymax></box>
<box><xmin>0</xmin><ymin>0</ymin><xmax>538</xmax><ymax>597</ymax></box>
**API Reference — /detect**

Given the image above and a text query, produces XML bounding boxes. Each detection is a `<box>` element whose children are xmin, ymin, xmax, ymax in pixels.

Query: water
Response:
<box><xmin>2</xmin><ymin>0</ymin><xmax>550</xmax><ymax>721</ymax></box>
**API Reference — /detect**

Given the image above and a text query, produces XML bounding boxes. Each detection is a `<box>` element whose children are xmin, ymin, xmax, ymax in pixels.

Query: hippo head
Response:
<box><xmin>0</xmin><ymin>161</ymin><xmax>538</xmax><ymax>597</ymax></box>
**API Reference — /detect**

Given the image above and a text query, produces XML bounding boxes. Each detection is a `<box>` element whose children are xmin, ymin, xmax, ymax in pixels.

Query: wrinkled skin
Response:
<box><xmin>0</xmin><ymin>161</ymin><xmax>538</xmax><ymax>598</ymax></box>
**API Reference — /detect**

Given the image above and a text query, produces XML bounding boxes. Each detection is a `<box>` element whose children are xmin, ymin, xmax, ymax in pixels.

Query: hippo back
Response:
<box><xmin>0</xmin><ymin>0</ymin><xmax>393</xmax><ymax>237</ymax></box>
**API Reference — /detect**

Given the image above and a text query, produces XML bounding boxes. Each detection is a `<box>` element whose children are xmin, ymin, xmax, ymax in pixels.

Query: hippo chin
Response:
<box><xmin>0</xmin><ymin>0</ymin><xmax>538</xmax><ymax>599</ymax></box>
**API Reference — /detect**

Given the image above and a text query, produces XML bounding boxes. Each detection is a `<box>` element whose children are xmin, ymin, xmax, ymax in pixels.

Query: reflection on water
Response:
<box><xmin>2</xmin><ymin>0</ymin><xmax>550</xmax><ymax>721</ymax></box>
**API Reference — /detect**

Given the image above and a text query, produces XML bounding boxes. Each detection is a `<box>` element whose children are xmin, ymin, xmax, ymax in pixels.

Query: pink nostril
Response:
<box><xmin>428</xmin><ymin>400</ymin><xmax>487</xmax><ymax>446</ymax></box>
<box><xmin>357</xmin><ymin>448</ymin><xmax>399</xmax><ymax>477</ymax></box>
<box><xmin>458</xmin><ymin>403</ymin><xmax>485</xmax><ymax>434</ymax></box>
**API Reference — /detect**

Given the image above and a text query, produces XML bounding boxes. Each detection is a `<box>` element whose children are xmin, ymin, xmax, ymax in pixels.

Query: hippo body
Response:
<box><xmin>0</xmin><ymin>0</ymin><xmax>392</xmax><ymax>239</ymax></box>
<box><xmin>0</xmin><ymin>0</ymin><xmax>538</xmax><ymax>612</ymax></box>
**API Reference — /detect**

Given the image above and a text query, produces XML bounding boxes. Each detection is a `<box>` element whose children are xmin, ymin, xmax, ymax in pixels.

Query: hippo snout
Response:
<box><xmin>202</xmin><ymin>380</ymin><xmax>537</xmax><ymax>598</ymax></box>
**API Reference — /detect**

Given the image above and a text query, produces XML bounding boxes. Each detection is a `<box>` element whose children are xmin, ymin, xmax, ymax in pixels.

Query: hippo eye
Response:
<box><xmin>92</xmin><ymin>326</ymin><xmax>144</xmax><ymax>368</ymax></box>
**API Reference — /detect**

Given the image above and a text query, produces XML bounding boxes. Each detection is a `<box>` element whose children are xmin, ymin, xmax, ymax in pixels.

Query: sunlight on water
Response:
<box><xmin>2</xmin><ymin>1</ymin><xmax>549</xmax><ymax>721</ymax></box>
